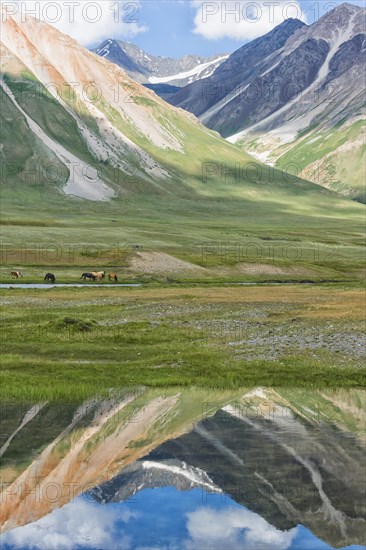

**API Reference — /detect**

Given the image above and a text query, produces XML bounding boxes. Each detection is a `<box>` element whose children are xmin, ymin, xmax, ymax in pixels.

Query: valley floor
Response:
<box><xmin>1</xmin><ymin>283</ymin><xmax>365</xmax><ymax>400</ymax></box>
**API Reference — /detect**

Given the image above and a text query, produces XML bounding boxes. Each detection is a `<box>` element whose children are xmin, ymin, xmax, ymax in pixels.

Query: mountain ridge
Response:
<box><xmin>168</xmin><ymin>3</ymin><xmax>366</xmax><ymax>202</ymax></box>
<box><xmin>93</xmin><ymin>39</ymin><xmax>229</xmax><ymax>89</ymax></box>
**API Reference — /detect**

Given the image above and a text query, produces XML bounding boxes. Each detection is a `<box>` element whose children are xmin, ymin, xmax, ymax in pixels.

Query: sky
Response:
<box><xmin>2</xmin><ymin>487</ymin><xmax>365</xmax><ymax>550</ymax></box>
<box><xmin>2</xmin><ymin>0</ymin><xmax>366</xmax><ymax>57</ymax></box>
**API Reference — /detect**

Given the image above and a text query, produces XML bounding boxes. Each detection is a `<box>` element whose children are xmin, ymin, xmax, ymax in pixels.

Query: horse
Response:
<box><xmin>80</xmin><ymin>272</ymin><xmax>96</xmax><ymax>281</ymax></box>
<box><xmin>91</xmin><ymin>271</ymin><xmax>105</xmax><ymax>283</ymax></box>
<box><xmin>10</xmin><ymin>271</ymin><xmax>22</xmax><ymax>279</ymax></box>
<box><xmin>44</xmin><ymin>273</ymin><xmax>56</xmax><ymax>283</ymax></box>
<box><xmin>108</xmin><ymin>272</ymin><xmax>118</xmax><ymax>283</ymax></box>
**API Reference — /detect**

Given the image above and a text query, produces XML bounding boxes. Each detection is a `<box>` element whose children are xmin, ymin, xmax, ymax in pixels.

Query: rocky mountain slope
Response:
<box><xmin>169</xmin><ymin>18</ymin><xmax>306</xmax><ymax>125</ymax></box>
<box><xmin>93</xmin><ymin>39</ymin><xmax>228</xmax><ymax>93</ymax></box>
<box><xmin>169</xmin><ymin>4</ymin><xmax>366</xmax><ymax>202</ymax></box>
<box><xmin>2</xmin><ymin>7</ymin><xmax>221</xmax><ymax>202</ymax></box>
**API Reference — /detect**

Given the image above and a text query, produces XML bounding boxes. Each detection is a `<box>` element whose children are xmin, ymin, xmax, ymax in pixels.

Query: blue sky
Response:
<box><xmin>8</xmin><ymin>0</ymin><xmax>365</xmax><ymax>57</ymax></box>
<box><xmin>2</xmin><ymin>487</ymin><xmax>365</xmax><ymax>549</ymax></box>
<box><xmin>116</xmin><ymin>0</ymin><xmax>366</xmax><ymax>57</ymax></box>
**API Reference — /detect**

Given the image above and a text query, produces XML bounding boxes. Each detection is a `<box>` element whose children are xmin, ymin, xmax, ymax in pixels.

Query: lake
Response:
<box><xmin>0</xmin><ymin>387</ymin><xmax>365</xmax><ymax>549</ymax></box>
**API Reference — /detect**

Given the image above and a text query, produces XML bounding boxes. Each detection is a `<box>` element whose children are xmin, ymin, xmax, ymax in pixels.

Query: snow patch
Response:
<box><xmin>312</xmin><ymin>11</ymin><xmax>358</xmax><ymax>89</ymax></box>
<box><xmin>142</xmin><ymin>461</ymin><xmax>221</xmax><ymax>492</ymax></box>
<box><xmin>148</xmin><ymin>55</ymin><xmax>229</xmax><ymax>84</ymax></box>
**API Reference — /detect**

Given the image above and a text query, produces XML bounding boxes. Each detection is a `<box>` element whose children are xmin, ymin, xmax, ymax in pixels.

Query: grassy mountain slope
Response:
<box><xmin>0</xmin><ymin>11</ymin><xmax>365</xmax><ymax>280</ymax></box>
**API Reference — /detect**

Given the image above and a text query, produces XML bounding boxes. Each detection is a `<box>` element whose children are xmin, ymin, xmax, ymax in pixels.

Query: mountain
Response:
<box><xmin>0</xmin><ymin>7</ymin><xmax>311</xmax><ymax>202</ymax></box>
<box><xmin>169</xmin><ymin>4</ymin><xmax>366</xmax><ymax>203</ymax></box>
<box><xmin>169</xmin><ymin>18</ymin><xmax>306</xmax><ymax>122</ymax></box>
<box><xmin>0</xmin><ymin>8</ymin><xmax>238</xmax><ymax>203</ymax></box>
<box><xmin>93</xmin><ymin>39</ymin><xmax>228</xmax><ymax>93</ymax></box>
<box><xmin>0</xmin><ymin>7</ymin><xmax>365</xmax><ymax>282</ymax></box>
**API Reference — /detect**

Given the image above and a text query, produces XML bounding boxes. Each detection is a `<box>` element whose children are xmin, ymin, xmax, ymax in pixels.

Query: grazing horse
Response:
<box><xmin>44</xmin><ymin>273</ymin><xmax>56</xmax><ymax>283</ymax></box>
<box><xmin>91</xmin><ymin>271</ymin><xmax>105</xmax><ymax>283</ymax></box>
<box><xmin>10</xmin><ymin>271</ymin><xmax>22</xmax><ymax>279</ymax></box>
<box><xmin>108</xmin><ymin>272</ymin><xmax>118</xmax><ymax>283</ymax></box>
<box><xmin>80</xmin><ymin>272</ymin><xmax>96</xmax><ymax>281</ymax></box>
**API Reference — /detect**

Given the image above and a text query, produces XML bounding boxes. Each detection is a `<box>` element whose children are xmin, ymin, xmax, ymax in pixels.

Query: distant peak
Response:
<box><xmin>338</xmin><ymin>2</ymin><xmax>363</xmax><ymax>9</ymax></box>
<box><xmin>324</xmin><ymin>2</ymin><xmax>364</xmax><ymax>16</ymax></box>
<box><xmin>280</xmin><ymin>18</ymin><xmax>307</xmax><ymax>27</ymax></box>
<box><xmin>312</xmin><ymin>1</ymin><xmax>364</xmax><ymax>27</ymax></box>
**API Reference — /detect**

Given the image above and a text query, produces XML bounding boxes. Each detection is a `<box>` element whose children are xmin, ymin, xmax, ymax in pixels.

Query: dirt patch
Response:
<box><xmin>128</xmin><ymin>252</ymin><xmax>207</xmax><ymax>275</ymax></box>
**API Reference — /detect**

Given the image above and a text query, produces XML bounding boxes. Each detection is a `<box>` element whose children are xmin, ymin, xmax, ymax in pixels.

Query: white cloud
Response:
<box><xmin>1</xmin><ymin>1</ymin><xmax>147</xmax><ymax>46</ymax></box>
<box><xmin>185</xmin><ymin>506</ymin><xmax>298</xmax><ymax>549</ymax></box>
<box><xmin>0</xmin><ymin>497</ymin><xmax>137</xmax><ymax>550</ymax></box>
<box><xmin>192</xmin><ymin>1</ymin><xmax>306</xmax><ymax>41</ymax></box>
<box><xmin>0</xmin><ymin>497</ymin><xmax>297</xmax><ymax>550</ymax></box>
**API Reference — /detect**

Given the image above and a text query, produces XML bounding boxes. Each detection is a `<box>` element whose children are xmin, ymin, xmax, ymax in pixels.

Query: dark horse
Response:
<box><xmin>80</xmin><ymin>272</ymin><xmax>96</xmax><ymax>281</ymax></box>
<box><xmin>44</xmin><ymin>273</ymin><xmax>56</xmax><ymax>283</ymax></box>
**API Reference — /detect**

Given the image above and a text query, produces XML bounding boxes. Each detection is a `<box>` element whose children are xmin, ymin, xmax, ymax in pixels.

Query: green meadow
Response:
<box><xmin>1</xmin><ymin>185</ymin><xmax>365</xmax><ymax>283</ymax></box>
<box><xmin>1</xmin><ymin>284</ymin><xmax>364</xmax><ymax>400</ymax></box>
<box><xmin>1</xmin><ymin>69</ymin><xmax>365</xmax><ymax>283</ymax></box>
<box><xmin>1</xmin><ymin>64</ymin><xmax>365</xmax><ymax>402</ymax></box>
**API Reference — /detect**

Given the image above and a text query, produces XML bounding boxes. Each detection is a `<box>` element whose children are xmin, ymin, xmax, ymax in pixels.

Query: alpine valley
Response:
<box><xmin>0</xmin><ymin>4</ymin><xmax>365</xmax><ymax>282</ymax></box>
<box><xmin>168</xmin><ymin>3</ymin><xmax>366</xmax><ymax>203</ymax></box>
<box><xmin>0</xmin><ymin>8</ymin><xmax>365</xmax><ymax>545</ymax></box>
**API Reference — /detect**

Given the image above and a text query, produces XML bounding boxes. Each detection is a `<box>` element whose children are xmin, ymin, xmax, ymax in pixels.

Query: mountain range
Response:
<box><xmin>0</xmin><ymin>4</ymin><xmax>365</xmax><ymax>281</ymax></box>
<box><xmin>0</xmin><ymin>6</ymin><xmax>303</xmax><ymax>202</ymax></box>
<box><xmin>93</xmin><ymin>39</ymin><xmax>228</xmax><ymax>96</ymax></box>
<box><xmin>166</xmin><ymin>3</ymin><xmax>366</xmax><ymax>202</ymax></box>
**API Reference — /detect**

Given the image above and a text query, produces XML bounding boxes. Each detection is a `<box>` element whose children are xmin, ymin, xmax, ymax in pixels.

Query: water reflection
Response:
<box><xmin>0</xmin><ymin>388</ymin><xmax>365</xmax><ymax>549</ymax></box>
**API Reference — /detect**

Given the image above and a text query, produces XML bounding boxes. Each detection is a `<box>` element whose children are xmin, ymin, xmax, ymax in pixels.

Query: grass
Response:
<box><xmin>1</xmin><ymin>187</ymin><xmax>365</xmax><ymax>282</ymax></box>
<box><xmin>1</xmin><ymin>64</ymin><xmax>365</xmax><ymax>283</ymax></box>
<box><xmin>276</xmin><ymin>120</ymin><xmax>366</xmax><ymax>203</ymax></box>
<box><xmin>1</xmin><ymin>51</ymin><xmax>365</xmax><ymax>402</ymax></box>
<box><xmin>1</xmin><ymin>284</ymin><xmax>365</xmax><ymax>400</ymax></box>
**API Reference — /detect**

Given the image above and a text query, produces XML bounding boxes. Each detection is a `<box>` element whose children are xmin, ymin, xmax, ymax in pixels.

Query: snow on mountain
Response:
<box><xmin>93</xmin><ymin>39</ymin><xmax>228</xmax><ymax>89</ymax></box>
<box><xmin>148</xmin><ymin>55</ymin><xmax>229</xmax><ymax>85</ymax></box>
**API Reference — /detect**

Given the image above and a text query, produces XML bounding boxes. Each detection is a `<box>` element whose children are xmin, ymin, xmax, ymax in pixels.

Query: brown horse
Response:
<box><xmin>91</xmin><ymin>271</ymin><xmax>105</xmax><ymax>283</ymax></box>
<box><xmin>108</xmin><ymin>272</ymin><xmax>118</xmax><ymax>283</ymax></box>
<box><xmin>11</xmin><ymin>271</ymin><xmax>22</xmax><ymax>279</ymax></box>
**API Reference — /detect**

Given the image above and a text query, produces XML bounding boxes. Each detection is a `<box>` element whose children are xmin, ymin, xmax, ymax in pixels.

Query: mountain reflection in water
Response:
<box><xmin>0</xmin><ymin>387</ymin><xmax>365</xmax><ymax>550</ymax></box>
